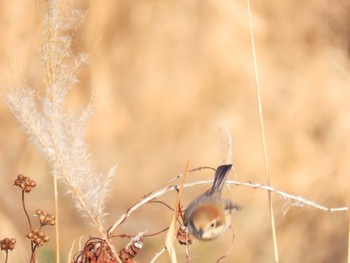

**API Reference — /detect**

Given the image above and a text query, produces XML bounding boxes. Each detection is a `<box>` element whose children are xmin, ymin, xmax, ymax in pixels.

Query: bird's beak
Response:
<box><xmin>197</xmin><ymin>228</ymin><xmax>203</xmax><ymax>238</ymax></box>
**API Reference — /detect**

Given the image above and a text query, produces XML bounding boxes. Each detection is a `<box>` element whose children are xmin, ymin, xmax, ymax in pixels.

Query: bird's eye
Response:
<box><xmin>210</xmin><ymin>221</ymin><xmax>217</xmax><ymax>228</ymax></box>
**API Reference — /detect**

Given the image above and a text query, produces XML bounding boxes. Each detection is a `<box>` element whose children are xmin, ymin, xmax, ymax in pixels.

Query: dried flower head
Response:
<box><xmin>177</xmin><ymin>226</ymin><xmax>193</xmax><ymax>246</ymax></box>
<box><xmin>26</xmin><ymin>229</ymin><xmax>50</xmax><ymax>246</ymax></box>
<box><xmin>35</xmin><ymin>209</ymin><xmax>55</xmax><ymax>226</ymax></box>
<box><xmin>0</xmin><ymin>238</ymin><xmax>16</xmax><ymax>251</ymax></box>
<box><xmin>14</xmin><ymin>174</ymin><xmax>36</xmax><ymax>193</ymax></box>
<box><xmin>118</xmin><ymin>235</ymin><xmax>144</xmax><ymax>262</ymax></box>
<box><xmin>73</xmin><ymin>238</ymin><xmax>117</xmax><ymax>263</ymax></box>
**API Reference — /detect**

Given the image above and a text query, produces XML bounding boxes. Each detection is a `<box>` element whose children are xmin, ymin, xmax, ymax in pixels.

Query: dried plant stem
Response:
<box><xmin>348</xmin><ymin>213</ymin><xmax>350</xmax><ymax>263</ymax></box>
<box><xmin>22</xmin><ymin>190</ymin><xmax>32</xmax><ymax>230</ymax></box>
<box><xmin>30</xmin><ymin>249</ymin><xmax>36</xmax><ymax>263</ymax></box>
<box><xmin>68</xmin><ymin>239</ymin><xmax>76</xmax><ymax>263</ymax></box>
<box><xmin>227</xmin><ymin>180</ymin><xmax>348</xmax><ymax>212</ymax></box>
<box><xmin>53</xmin><ymin>175</ymin><xmax>60</xmax><ymax>263</ymax></box>
<box><xmin>246</xmin><ymin>0</ymin><xmax>279</xmax><ymax>261</ymax></box>
<box><xmin>105</xmin><ymin>238</ymin><xmax>122</xmax><ymax>263</ymax></box>
<box><xmin>108</xmin><ymin>184</ymin><xmax>181</xmax><ymax>235</ymax></box>
<box><xmin>216</xmin><ymin>228</ymin><xmax>235</xmax><ymax>263</ymax></box>
<box><xmin>165</xmin><ymin>161</ymin><xmax>189</xmax><ymax>263</ymax></box>
<box><xmin>150</xmin><ymin>247</ymin><xmax>167</xmax><ymax>263</ymax></box>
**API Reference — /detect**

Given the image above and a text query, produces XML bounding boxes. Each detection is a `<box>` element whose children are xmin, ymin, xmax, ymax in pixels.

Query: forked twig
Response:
<box><xmin>107</xmin><ymin>167</ymin><xmax>216</xmax><ymax>236</ymax></box>
<box><xmin>109</xmin><ymin>174</ymin><xmax>348</xmax><ymax>238</ymax></box>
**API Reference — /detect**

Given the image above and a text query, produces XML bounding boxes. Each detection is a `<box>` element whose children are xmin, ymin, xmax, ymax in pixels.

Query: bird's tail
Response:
<box><xmin>210</xmin><ymin>164</ymin><xmax>232</xmax><ymax>195</ymax></box>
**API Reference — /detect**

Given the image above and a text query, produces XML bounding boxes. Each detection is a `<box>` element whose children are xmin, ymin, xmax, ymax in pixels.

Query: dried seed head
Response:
<box><xmin>26</xmin><ymin>229</ymin><xmax>49</xmax><ymax>246</ymax></box>
<box><xmin>35</xmin><ymin>209</ymin><xmax>55</xmax><ymax>226</ymax></box>
<box><xmin>0</xmin><ymin>237</ymin><xmax>16</xmax><ymax>251</ymax></box>
<box><xmin>14</xmin><ymin>174</ymin><xmax>36</xmax><ymax>193</ymax></box>
<box><xmin>118</xmin><ymin>235</ymin><xmax>144</xmax><ymax>261</ymax></box>
<box><xmin>73</xmin><ymin>238</ymin><xmax>116</xmax><ymax>262</ymax></box>
<box><xmin>177</xmin><ymin>227</ymin><xmax>193</xmax><ymax>245</ymax></box>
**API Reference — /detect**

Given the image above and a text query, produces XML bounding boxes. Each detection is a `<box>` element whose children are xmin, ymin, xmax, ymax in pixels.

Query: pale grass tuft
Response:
<box><xmin>220</xmin><ymin>123</ymin><xmax>233</xmax><ymax>165</ymax></box>
<box><xmin>1</xmin><ymin>0</ymin><xmax>115</xmax><ymax>233</ymax></box>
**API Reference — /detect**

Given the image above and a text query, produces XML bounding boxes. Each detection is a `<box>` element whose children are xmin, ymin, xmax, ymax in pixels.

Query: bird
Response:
<box><xmin>184</xmin><ymin>164</ymin><xmax>240</xmax><ymax>240</ymax></box>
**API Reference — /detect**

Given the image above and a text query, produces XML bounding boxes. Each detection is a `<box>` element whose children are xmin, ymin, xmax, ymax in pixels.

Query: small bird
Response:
<box><xmin>184</xmin><ymin>164</ymin><xmax>240</xmax><ymax>240</ymax></box>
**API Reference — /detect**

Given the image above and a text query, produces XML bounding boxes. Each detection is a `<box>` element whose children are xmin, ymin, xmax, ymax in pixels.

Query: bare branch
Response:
<box><xmin>109</xmin><ymin>174</ymin><xmax>348</xmax><ymax>237</ymax></box>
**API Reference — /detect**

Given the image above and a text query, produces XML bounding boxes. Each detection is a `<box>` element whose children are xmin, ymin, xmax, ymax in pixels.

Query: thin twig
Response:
<box><xmin>108</xmin><ymin>185</ymin><xmax>176</xmax><ymax>235</ymax></box>
<box><xmin>21</xmin><ymin>190</ymin><xmax>32</xmax><ymax>230</ymax></box>
<box><xmin>145</xmin><ymin>228</ymin><xmax>170</xmax><ymax>238</ymax></box>
<box><xmin>216</xmin><ymin>227</ymin><xmax>235</xmax><ymax>263</ymax></box>
<box><xmin>150</xmin><ymin>247</ymin><xmax>167</xmax><ymax>263</ymax></box>
<box><xmin>30</xmin><ymin>244</ymin><xmax>37</xmax><ymax>263</ymax></box>
<box><xmin>105</xmin><ymin>237</ymin><xmax>122</xmax><ymax>263</ymax></box>
<box><xmin>111</xmin><ymin>227</ymin><xmax>169</xmax><ymax>239</ymax></box>
<box><xmin>148</xmin><ymin>166</ymin><xmax>216</xmax><ymax>197</ymax></box>
<box><xmin>246</xmin><ymin>0</ymin><xmax>279</xmax><ymax>261</ymax></box>
<box><xmin>166</xmin><ymin>161</ymin><xmax>190</xmax><ymax>263</ymax></box>
<box><xmin>53</xmin><ymin>173</ymin><xmax>60</xmax><ymax>263</ymax></box>
<box><xmin>109</xmin><ymin>177</ymin><xmax>348</xmax><ymax>238</ymax></box>
<box><xmin>225</xmin><ymin>180</ymin><xmax>347</xmax><ymax>212</ymax></box>
<box><xmin>348</xmin><ymin>213</ymin><xmax>350</xmax><ymax>263</ymax></box>
<box><xmin>185</xmin><ymin>230</ymin><xmax>191</xmax><ymax>262</ymax></box>
<box><xmin>149</xmin><ymin>200</ymin><xmax>175</xmax><ymax>211</ymax></box>
<box><xmin>108</xmin><ymin>168</ymin><xmax>214</xmax><ymax>235</ymax></box>
<box><xmin>68</xmin><ymin>239</ymin><xmax>76</xmax><ymax>263</ymax></box>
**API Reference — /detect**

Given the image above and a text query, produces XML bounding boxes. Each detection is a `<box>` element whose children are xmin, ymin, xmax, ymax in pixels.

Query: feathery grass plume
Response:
<box><xmin>0</xmin><ymin>0</ymin><xmax>115</xmax><ymax>233</ymax></box>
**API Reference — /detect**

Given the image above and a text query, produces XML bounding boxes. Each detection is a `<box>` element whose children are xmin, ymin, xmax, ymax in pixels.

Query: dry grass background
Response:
<box><xmin>0</xmin><ymin>0</ymin><xmax>350</xmax><ymax>262</ymax></box>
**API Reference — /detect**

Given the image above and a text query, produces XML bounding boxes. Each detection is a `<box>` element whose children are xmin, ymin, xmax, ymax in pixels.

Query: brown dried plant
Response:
<box><xmin>0</xmin><ymin>237</ymin><xmax>16</xmax><ymax>263</ymax></box>
<box><xmin>13</xmin><ymin>174</ymin><xmax>55</xmax><ymax>262</ymax></box>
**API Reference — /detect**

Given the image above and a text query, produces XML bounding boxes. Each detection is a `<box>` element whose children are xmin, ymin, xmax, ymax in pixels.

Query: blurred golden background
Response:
<box><xmin>1</xmin><ymin>0</ymin><xmax>350</xmax><ymax>262</ymax></box>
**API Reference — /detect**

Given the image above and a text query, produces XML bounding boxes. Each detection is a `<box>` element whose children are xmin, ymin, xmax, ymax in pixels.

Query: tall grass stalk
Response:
<box><xmin>246</xmin><ymin>0</ymin><xmax>280</xmax><ymax>262</ymax></box>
